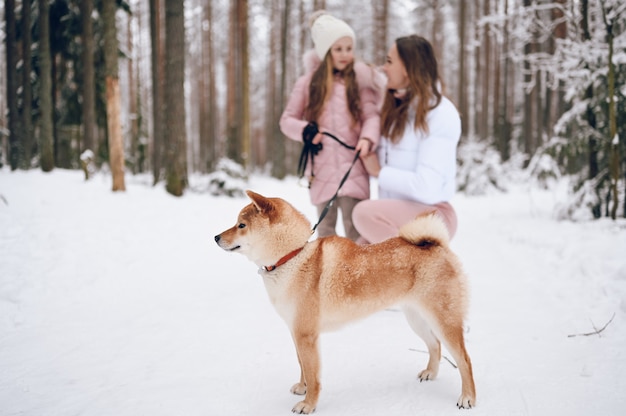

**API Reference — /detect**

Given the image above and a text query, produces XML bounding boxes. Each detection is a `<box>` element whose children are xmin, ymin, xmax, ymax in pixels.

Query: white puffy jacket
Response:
<box><xmin>377</xmin><ymin>96</ymin><xmax>461</xmax><ymax>205</ymax></box>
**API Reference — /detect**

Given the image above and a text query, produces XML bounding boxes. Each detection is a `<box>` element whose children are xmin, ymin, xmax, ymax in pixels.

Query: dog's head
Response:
<box><xmin>214</xmin><ymin>190</ymin><xmax>312</xmax><ymax>267</ymax></box>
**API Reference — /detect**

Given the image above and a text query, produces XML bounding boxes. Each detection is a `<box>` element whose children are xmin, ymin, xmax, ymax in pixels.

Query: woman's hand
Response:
<box><xmin>355</xmin><ymin>138</ymin><xmax>373</xmax><ymax>157</ymax></box>
<box><xmin>361</xmin><ymin>152</ymin><xmax>381</xmax><ymax>177</ymax></box>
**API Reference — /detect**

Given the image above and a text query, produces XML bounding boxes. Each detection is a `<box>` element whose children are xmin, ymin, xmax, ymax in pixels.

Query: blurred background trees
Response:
<box><xmin>0</xmin><ymin>0</ymin><xmax>624</xmax><ymax>218</ymax></box>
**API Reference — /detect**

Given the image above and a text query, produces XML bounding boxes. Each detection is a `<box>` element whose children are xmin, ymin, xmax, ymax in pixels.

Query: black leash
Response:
<box><xmin>324</xmin><ymin>131</ymin><xmax>357</xmax><ymax>150</ymax></box>
<box><xmin>311</xmin><ymin>149</ymin><xmax>361</xmax><ymax>235</ymax></box>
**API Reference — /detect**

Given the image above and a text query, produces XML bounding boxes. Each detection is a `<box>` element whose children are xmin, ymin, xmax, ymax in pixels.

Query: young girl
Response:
<box><xmin>353</xmin><ymin>35</ymin><xmax>461</xmax><ymax>243</ymax></box>
<box><xmin>280</xmin><ymin>11</ymin><xmax>384</xmax><ymax>241</ymax></box>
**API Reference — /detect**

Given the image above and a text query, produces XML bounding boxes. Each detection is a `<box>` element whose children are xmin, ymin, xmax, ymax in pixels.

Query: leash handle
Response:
<box><xmin>312</xmin><ymin>150</ymin><xmax>361</xmax><ymax>234</ymax></box>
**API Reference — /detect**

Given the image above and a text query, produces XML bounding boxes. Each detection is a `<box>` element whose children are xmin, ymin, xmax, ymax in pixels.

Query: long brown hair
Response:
<box><xmin>380</xmin><ymin>35</ymin><xmax>442</xmax><ymax>142</ymax></box>
<box><xmin>305</xmin><ymin>53</ymin><xmax>361</xmax><ymax>125</ymax></box>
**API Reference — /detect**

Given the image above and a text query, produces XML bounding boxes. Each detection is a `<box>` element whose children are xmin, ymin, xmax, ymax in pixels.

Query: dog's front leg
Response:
<box><xmin>290</xmin><ymin>346</ymin><xmax>307</xmax><ymax>395</ymax></box>
<box><xmin>290</xmin><ymin>330</ymin><xmax>320</xmax><ymax>414</ymax></box>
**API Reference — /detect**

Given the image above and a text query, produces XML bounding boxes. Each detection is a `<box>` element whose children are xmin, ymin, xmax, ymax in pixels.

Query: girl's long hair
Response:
<box><xmin>305</xmin><ymin>53</ymin><xmax>361</xmax><ymax>125</ymax></box>
<box><xmin>381</xmin><ymin>35</ymin><xmax>442</xmax><ymax>142</ymax></box>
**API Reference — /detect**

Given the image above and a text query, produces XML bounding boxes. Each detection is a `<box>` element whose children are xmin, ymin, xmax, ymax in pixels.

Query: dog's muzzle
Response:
<box><xmin>214</xmin><ymin>234</ymin><xmax>240</xmax><ymax>251</ymax></box>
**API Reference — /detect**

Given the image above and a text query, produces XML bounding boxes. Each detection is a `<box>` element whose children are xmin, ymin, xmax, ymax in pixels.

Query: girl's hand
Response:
<box><xmin>356</xmin><ymin>138</ymin><xmax>373</xmax><ymax>157</ymax></box>
<box><xmin>361</xmin><ymin>152</ymin><xmax>381</xmax><ymax>177</ymax></box>
<box><xmin>312</xmin><ymin>132</ymin><xmax>324</xmax><ymax>145</ymax></box>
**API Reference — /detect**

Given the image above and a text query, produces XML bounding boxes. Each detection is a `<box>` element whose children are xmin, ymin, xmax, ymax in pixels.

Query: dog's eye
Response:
<box><xmin>238</xmin><ymin>223</ymin><xmax>246</xmax><ymax>229</ymax></box>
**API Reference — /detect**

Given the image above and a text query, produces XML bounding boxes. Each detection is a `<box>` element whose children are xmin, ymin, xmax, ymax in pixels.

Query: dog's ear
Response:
<box><xmin>246</xmin><ymin>190</ymin><xmax>274</xmax><ymax>213</ymax></box>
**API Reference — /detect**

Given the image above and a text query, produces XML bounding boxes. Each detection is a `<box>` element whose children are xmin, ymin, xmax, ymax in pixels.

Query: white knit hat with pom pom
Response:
<box><xmin>310</xmin><ymin>11</ymin><xmax>356</xmax><ymax>60</ymax></box>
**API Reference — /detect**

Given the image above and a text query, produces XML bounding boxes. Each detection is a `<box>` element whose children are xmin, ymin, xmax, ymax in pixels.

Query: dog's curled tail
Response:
<box><xmin>399</xmin><ymin>212</ymin><xmax>450</xmax><ymax>248</ymax></box>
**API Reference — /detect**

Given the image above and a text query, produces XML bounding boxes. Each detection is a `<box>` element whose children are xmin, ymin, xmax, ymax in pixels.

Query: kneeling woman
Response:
<box><xmin>353</xmin><ymin>35</ymin><xmax>461</xmax><ymax>243</ymax></box>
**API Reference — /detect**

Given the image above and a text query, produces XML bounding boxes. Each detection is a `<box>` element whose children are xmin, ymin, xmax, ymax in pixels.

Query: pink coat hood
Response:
<box><xmin>280</xmin><ymin>50</ymin><xmax>385</xmax><ymax>205</ymax></box>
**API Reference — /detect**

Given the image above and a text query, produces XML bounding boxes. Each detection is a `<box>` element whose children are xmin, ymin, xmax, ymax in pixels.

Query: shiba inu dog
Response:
<box><xmin>215</xmin><ymin>190</ymin><xmax>476</xmax><ymax>413</ymax></box>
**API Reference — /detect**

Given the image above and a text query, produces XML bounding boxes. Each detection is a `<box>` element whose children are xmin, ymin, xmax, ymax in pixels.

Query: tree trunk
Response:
<box><xmin>38</xmin><ymin>0</ymin><xmax>54</xmax><ymax>172</ymax></box>
<box><xmin>491</xmin><ymin>0</ymin><xmax>501</xmax><ymax>153</ymax></box>
<box><xmin>134</xmin><ymin>4</ymin><xmax>146</xmax><ymax>174</ymax></box>
<box><xmin>5</xmin><ymin>0</ymin><xmax>21</xmax><ymax>170</ymax></box>
<box><xmin>239</xmin><ymin>0</ymin><xmax>250</xmax><ymax>168</ymax></box>
<box><xmin>480</xmin><ymin>0</ymin><xmax>491</xmax><ymax>141</ymax></box>
<box><xmin>549</xmin><ymin>0</ymin><xmax>566</xmax><ymax>139</ymax></box>
<box><xmin>522</xmin><ymin>0</ymin><xmax>538</xmax><ymax>162</ymax></box>
<box><xmin>102</xmin><ymin>0</ymin><xmax>126</xmax><ymax>191</ymax></box>
<box><xmin>199</xmin><ymin>0</ymin><xmax>217</xmax><ymax>173</ymax></box>
<box><xmin>226</xmin><ymin>0</ymin><xmax>249</xmax><ymax>167</ymax></box>
<box><xmin>298</xmin><ymin>0</ymin><xmax>307</xmax><ymax>70</ymax></box>
<box><xmin>581</xmin><ymin>0</ymin><xmax>600</xmax><ymax>218</ymax></box>
<box><xmin>534</xmin><ymin>53</ymin><xmax>543</xmax><ymax>152</ymax></box>
<box><xmin>164</xmin><ymin>0</ymin><xmax>187</xmax><ymax>196</ymax></box>
<box><xmin>266</xmin><ymin>0</ymin><xmax>279</xmax><ymax>176</ymax></box>
<box><xmin>495</xmin><ymin>0</ymin><xmax>511</xmax><ymax>161</ymax></box>
<box><xmin>457</xmin><ymin>0</ymin><xmax>468</xmax><ymax>138</ymax></box>
<box><xmin>270</xmin><ymin>0</ymin><xmax>289</xmax><ymax>179</ymax></box>
<box><xmin>80</xmin><ymin>0</ymin><xmax>97</xmax><ymax>158</ymax></box>
<box><xmin>226</xmin><ymin>1</ymin><xmax>238</xmax><ymax>163</ymax></box>
<box><xmin>602</xmin><ymin>6</ymin><xmax>619</xmax><ymax>219</ymax></box>
<box><xmin>127</xmin><ymin>13</ymin><xmax>139</xmax><ymax>174</ymax></box>
<box><xmin>313</xmin><ymin>0</ymin><xmax>325</xmax><ymax>11</ymax></box>
<box><xmin>21</xmin><ymin>0</ymin><xmax>33</xmax><ymax>168</ymax></box>
<box><xmin>198</xmin><ymin>0</ymin><xmax>207</xmax><ymax>172</ymax></box>
<box><xmin>430</xmin><ymin>0</ymin><xmax>442</xmax><ymax>64</ymax></box>
<box><xmin>373</xmin><ymin>0</ymin><xmax>389</xmax><ymax>65</ymax></box>
<box><xmin>150</xmin><ymin>0</ymin><xmax>165</xmax><ymax>184</ymax></box>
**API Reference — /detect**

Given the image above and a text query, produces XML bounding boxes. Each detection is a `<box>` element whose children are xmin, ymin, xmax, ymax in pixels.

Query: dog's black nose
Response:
<box><xmin>214</xmin><ymin>235</ymin><xmax>220</xmax><ymax>243</ymax></box>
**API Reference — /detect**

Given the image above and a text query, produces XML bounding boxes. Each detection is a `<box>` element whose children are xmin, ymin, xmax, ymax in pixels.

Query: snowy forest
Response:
<box><xmin>1</xmin><ymin>0</ymin><xmax>625</xmax><ymax>219</ymax></box>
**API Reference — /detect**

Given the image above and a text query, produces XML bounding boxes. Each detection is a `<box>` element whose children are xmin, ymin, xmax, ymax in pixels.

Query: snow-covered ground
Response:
<box><xmin>1</xmin><ymin>168</ymin><xmax>625</xmax><ymax>416</ymax></box>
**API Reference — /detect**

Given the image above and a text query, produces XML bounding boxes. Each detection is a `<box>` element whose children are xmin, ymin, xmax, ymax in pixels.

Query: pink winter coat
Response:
<box><xmin>280</xmin><ymin>50</ymin><xmax>385</xmax><ymax>205</ymax></box>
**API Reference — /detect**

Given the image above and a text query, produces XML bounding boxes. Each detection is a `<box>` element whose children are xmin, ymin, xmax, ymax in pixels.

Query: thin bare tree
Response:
<box><xmin>266</xmin><ymin>0</ymin><xmax>280</xmax><ymax>176</ymax></box>
<box><xmin>522</xmin><ymin>0</ymin><xmax>538</xmax><ymax>159</ymax></box>
<box><xmin>271</xmin><ymin>0</ymin><xmax>290</xmax><ymax>178</ymax></box>
<box><xmin>601</xmin><ymin>3</ymin><xmax>621</xmax><ymax>219</ymax></box>
<box><xmin>580</xmin><ymin>0</ymin><xmax>600</xmax><ymax>217</ymax></box>
<box><xmin>38</xmin><ymin>0</ymin><xmax>54</xmax><ymax>172</ymax></box>
<box><xmin>80</xmin><ymin>0</ymin><xmax>97</xmax><ymax>157</ymax></box>
<box><xmin>548</xmin><ymin>0</ymin><xmax>566</xmax><ymax>137</ymax></box>
<box><xmin>312</xmin><ymin>0</ymin><xmax>325</xmax><ymax>11</ymax></box>
<box><xmin>127</xmin><ymin>12</ymin><xmax>139</xmax><ymax>173</ymax></box>
<box><xmin>150</xmin><ymin>0</ymin><xmax>165</xmax><ymax>184</ymax></box>
<box><xmin>479</xmin><ymin>0</ymin><xmax>492</xmax><ymax>141</ymax></box>
<box><xmin>494</xmin><ymin>0</ymin><xmax>512</xmax><ymax>161</ymax></box>
<box><xmin>226</xmin><ymin>0</ymin><xmax>249</xmax><ymax>167</ymax></box>
<box><xmin>5</xmin><ymin>0</ymin><xmax>21</xmax><ymax>169</ymax></box>
<box><xmin>372</xmin><ymin>0</ymin><xmax>389</xmax><ymax>64</ymax></box>
<box><xmin>102</xmin><ymin>0</ymin><xmax>126</xmax><ymax>191</ymax></box>
<box><xmin>164</xmin><ymin>0</ymin><xmax>187</xmax><ymax>195</ymax></box>
<box><xmin>458</xmin><ymin>0</ymin><xmax>468</xmax><ymax>138</ymax></box>
<box><xmin>21</xmin><ymin>0</ymin><xmax>33</xmax><ymax>168</ymax></box>
<box><xmin>199</xmin><ymin>0</ymin><xmax>217</xmax><ymax>173</ymax></box>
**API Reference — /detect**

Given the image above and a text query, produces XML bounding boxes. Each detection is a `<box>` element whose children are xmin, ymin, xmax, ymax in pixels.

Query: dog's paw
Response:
<box><xmin>292</xmin><ymin>400</ymin><xmax>316</xmax><ymax>414</ymax></box>
<box><xmin>418</xmin><ymin>368</ymin><xmax>437</xmax><ymax>382</ymax></box>
<box><xmin>456</xmin><ymin>394</ymin><xmax>475</xmax><ymax>409</ymax></box>
<box><xmin>290</xmin><ymin>382</ymin><xmax>307</xmax><ymax>395</ymax></box>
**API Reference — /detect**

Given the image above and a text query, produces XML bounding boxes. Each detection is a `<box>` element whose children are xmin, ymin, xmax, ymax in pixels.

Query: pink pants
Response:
<box><xmin>352</xmin><ymin>199</ymin><xmax>457</xmax><ymax>244</ymax></box>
